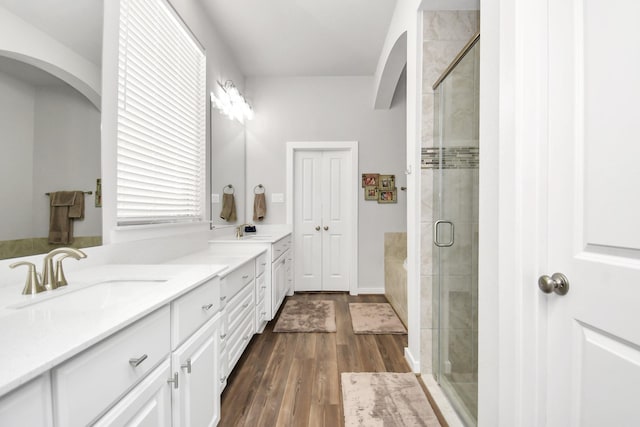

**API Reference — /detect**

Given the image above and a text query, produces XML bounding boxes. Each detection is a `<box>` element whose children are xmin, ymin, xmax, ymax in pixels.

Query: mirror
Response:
<box><xmin>210</xmin><ymin>102</ymin><xmax>246</xmax><ymax>227</ymax></box>
<box><xmin>0</xmin><ymin>1</ymin><xmax>103</xmax><ymax>259</ymax></box>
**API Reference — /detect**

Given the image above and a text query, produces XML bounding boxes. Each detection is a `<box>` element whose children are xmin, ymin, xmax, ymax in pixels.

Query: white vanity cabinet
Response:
<box><xmin>0</xmin><ymin>374</ymin><xmax>53</xmax><ymax>427</ymax></box>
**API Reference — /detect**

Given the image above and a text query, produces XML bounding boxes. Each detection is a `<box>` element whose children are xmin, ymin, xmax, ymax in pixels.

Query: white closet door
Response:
<box><xmin>294</xmin><ymin>151</ymin><xmax>323</xmax><ymax>291</ymax></box>
<box><xmin>320</xmin><ymin>151</ymin><xmax>350</xmax><ymax>291</ymax></box>
<box><xmin>294</xmin><ymin>150</ymin><xmax>351</xmax><ymax>292</ymax></box>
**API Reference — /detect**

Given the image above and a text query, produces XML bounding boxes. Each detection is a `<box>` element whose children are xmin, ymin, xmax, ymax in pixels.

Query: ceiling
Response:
<box><xmin>0</xmin><ymin>0</ymin><xmax>103</xmax><ymax>66</ymax></box>
<box><xmin>198</xmin><ymin>0</ymin><xmax>397</xmax><ymax>77</ymax></box>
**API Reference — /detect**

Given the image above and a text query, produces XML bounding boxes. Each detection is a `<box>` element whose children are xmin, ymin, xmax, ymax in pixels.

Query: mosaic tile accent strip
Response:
<box><xmin>421</xmin><ymin>146</ymin><xmax>479</xmax><ymax>169</ymax></box>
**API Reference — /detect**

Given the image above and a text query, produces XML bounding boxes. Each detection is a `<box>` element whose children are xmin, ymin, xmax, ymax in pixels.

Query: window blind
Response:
<box><xmin>117</xmin><ymin>0</ymin><xmax>206</xmax><ymax>226</ymax></box>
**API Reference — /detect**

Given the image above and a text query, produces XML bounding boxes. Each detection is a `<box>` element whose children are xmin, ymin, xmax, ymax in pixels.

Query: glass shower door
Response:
<box><xmin>433</xmin><ymin>37</ymin><xmax>480</xmax><ymax>426</ymax></box>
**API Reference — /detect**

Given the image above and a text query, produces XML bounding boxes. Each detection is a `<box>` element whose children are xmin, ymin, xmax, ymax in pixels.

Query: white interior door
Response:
<box><xmin>545</xmin><ymin>0</ymin><xmax>640</xmax><ymax>425</ymax></box>
<box><xmin>294</xmin><ymin>150</ymin><xmax>350</xmax><ymax>292</ymax></box>
<box><xmin>320</xmin><ymin>151</ymin><xmax>350</xmax><ymax>291</ymax></box>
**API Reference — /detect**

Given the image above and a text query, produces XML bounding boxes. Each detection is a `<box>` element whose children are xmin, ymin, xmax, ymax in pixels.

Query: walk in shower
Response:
<box><xmin>432</xmin><ymin>33</ymin><xmax>480</xmax><ymax>425</ymax></box>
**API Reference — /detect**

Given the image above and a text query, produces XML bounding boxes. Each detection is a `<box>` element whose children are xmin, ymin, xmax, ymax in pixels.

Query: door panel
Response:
<box><xmin>547</xmin><ymin>0</ymin><xmax>640</xmax><ymax>424</ymax></box>
<box><xmin>294</xmin><ymin>152</ymin><xmax>322</xmax><ymax>291</ymax></box>
<box><xmin>322</xmin><ymin>152</ymin><xmax>349</xmax><ymax>291</ymax></box>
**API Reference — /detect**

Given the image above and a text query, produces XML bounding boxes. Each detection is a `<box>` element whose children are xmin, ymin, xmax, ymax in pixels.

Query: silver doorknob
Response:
<box><xmin>538</xmin><ymin>273</ymin><xmax>570</xmax><ymax>295</ymax></box>
<box><xmin>315</xmin><ymin>226</ymin><xmax>321</xmax><ymax>231</ymax></box>
<box><xmin>324</xmin><ymin>226</ymin><xmax>329</xmax><ymax>231</ymax></box>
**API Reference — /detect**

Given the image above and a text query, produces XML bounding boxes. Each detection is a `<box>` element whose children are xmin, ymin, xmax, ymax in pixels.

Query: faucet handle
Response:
<box><xmin>54</xmin><ymin>254</ymin><xmax>83</xmax><ymax>288</ymax></box>
<box><xmin>10</xmin><ymin>261</ymin><xmax>46</xmax><ymax>295</ymax></box>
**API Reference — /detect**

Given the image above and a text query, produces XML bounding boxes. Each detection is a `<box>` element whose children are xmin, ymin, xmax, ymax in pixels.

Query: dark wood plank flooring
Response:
<box><xmin>219</xmin><ymin>293</ymin><xmax>440</xmax><ymax>427</ymax></box>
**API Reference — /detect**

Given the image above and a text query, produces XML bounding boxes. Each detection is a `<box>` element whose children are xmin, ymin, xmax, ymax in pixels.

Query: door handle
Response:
<box><xmin>315</xmin><ymin>226</ymin><xmax>321</xmax><ymax>231</ymax></box>
<box><xmin>324</xmin><ymin>226</ymin><xmax>329</xmax><ymax>231</ymax></box>
<box><xmin>434</xmin><ymin>220</ymin><xmax>454</xmax><ymax>247</ymax></box>
<box><xmin>538</xmin><ymin>273</ymin><xmax>570</xmax><ymax>295</ymax></box>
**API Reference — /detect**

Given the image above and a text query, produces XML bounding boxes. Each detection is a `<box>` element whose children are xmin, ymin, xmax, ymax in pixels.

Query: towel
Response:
<box><xmin>220</xmin><ymin>193</ymin><xmax>237</xmax><ymax>222</ymax></box>
<box><xmin>253</xmin><ymin>193</ymin><xmax>266</xmax><ymax>221</ymax></box>
<box><xmin>49</xmin><ymin>191</ymin><xmax>85</xmax><ymax>244</ymax></box>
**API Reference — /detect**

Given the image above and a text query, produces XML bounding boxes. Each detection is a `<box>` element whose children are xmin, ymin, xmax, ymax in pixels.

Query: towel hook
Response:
<box><xmin>254</xmin><ymin>184</ymin><xmax>265</xmax><ymax>194</ymax></box>
<box><xmin>223</xmin><ymin>184</ymin><xmax>234</xmax><ymax>194</ymax></box>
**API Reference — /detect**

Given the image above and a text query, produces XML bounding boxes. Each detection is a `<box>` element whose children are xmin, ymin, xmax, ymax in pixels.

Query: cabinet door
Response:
<box><xmin>172</xmin><ymin>314</ymin><xmax>220</xmax><ymax>427</ymax></box>
<box><xmin>272</xmin><ymin>256</ymin><xmax>286</xmax><ymax>315</ymax></box>
<box><xmin>94</xmin><ymin>359</ymin><xmax>172</xmax><ymax>427</ymax></box>
<box><xmin>0</xmin><ymin>374</ymin><xmax>53</xmax><ymax>427</ymax></box>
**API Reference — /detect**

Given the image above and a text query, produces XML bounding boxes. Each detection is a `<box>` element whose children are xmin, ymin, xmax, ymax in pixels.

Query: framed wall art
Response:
<box><xmin>362</xmin><ymin>173</ymin><xmax>379</xmax><ymax>188</ymax></box>
<box><xmin>364</xmin><ymin>186</ymin><xmax>379</xmax><ymax>201</ymax></box>
<box><xmin>378</xmin><ymin>188</ymin><xmax>397</xmax><ymax>203</ymax></box>
<box><xmin>379</xmin><ymin>174</ymin><xmax>395</xmax><ymax>190</ymax></box>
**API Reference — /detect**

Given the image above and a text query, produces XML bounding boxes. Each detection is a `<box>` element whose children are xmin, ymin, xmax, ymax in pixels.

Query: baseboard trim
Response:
<box><xmin>355</xmin><ymin>287</ymin><xmax>385</xmax><ymax>295</ymax></box>
<box><xmin>404</xmin><ymin>347</ymin><xmax>421</xmax><ymax>373</ymax></box>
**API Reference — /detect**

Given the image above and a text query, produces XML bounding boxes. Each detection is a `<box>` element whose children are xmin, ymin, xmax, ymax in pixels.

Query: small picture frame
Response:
<box><xmin>379</xmin><ymin>174</ymin><xmax>395</xmax><ymax>190</ymax></box>
<box><xmin>378</xmin><ymin>188</ymin><xmax>397</xmax><ymax>204</ymax></box>
<box><xmin>364</xmin><ymin>186</ymin><xmax>379</xmax><ymax>201</ymax></box>
<box><xmin>362</xmin><ymin>173</ymin><xmax>379</xmax><ymax>188</ymax></box>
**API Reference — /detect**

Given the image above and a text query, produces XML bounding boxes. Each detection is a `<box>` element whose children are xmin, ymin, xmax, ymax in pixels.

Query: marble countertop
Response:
<box><xmin>0</xmin><ymin>263</ymin><xmax>226</xmax><ymax>396</ymax></box>
<box><xmin>167</xmin><ymin>246</ymin><xmax>267</xmax><ymax>277</ymax></box>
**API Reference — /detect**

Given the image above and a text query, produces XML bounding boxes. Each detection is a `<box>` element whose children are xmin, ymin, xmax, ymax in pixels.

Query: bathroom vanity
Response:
<box><xmin>0</xmin><ymin>244</ymin><xmax>272</xmax><ymax>426</ymax></box>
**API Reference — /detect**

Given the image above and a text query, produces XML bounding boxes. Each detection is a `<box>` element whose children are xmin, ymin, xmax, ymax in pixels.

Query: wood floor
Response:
<box><xmin>219</xmin><ymin>293</ymin><xmax>440</xmax><ymax>427</ymax></box>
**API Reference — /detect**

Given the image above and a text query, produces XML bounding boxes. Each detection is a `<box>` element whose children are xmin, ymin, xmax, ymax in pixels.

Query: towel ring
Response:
<box><xmin>254</xmin><ymin>184</ymin><xmax>265</xmax><ymax>194</ymax></box>
<box><xmin>223</xmin><ymin>184</ymin><xmax>234</xmax><ymax>194</ymax></box>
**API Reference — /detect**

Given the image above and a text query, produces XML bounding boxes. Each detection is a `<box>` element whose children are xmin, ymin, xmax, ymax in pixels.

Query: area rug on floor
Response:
<box><xmin>341</xmin><ymin>372</ymin><xmax>439</xmax><ymax>426</ymax></box>
<box><xmin>273</xmin><ymin>300</ymin><xmax>336</xmax><ymax>332</ymax></box>
<box><xmin>349</xmin><ymin>303</ymin><xmax>407</xmax><ymax>334</ymax></box>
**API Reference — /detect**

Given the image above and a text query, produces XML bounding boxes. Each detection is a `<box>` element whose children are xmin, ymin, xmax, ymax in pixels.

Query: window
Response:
<box><xmin>116</xmin><ymin>0</ymin><xmax>206</xmax><ymax>226</ymax></box>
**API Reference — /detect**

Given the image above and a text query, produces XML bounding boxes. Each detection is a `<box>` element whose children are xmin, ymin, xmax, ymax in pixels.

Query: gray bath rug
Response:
<box><xmin>273</xmin><ymin>300</ymin><xmax>336</xmax><ymax>333</ymax></box>
<box><xmin>349</xmin><ymin>303</ymin><xmax>407</xmax><ymax>334</ymax></box>
<box><xmin>341</xmin><ymin>372</ymin><xmax>440</xmax><ymax>426</ymax></box>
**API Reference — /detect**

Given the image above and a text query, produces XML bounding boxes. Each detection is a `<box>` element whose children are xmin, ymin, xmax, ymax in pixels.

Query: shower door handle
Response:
<box><xmin>434</xmin><ymin>220</ymin><xmax>455</xmax><ymax>247</ymax></box>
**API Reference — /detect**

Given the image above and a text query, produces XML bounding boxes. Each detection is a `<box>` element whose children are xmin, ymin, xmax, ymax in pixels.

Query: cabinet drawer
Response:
<box><xmin>255</xmin><ymin>273</ymin><xmax>266</xmax><ymax>306</ymax></box>
<box><xmin>255</xmin><ymin>252</ymin><xmax>268</xmax><ymax>277</ymax></box>
<box><xmin>227</xmin><ymin>283</ymin><xmax>254</xmax><ymax>333</ymax></box>
<box><xmin>221</xmin><ymin>261</ymin><xmax>255</xmax><ymax>303</ymax></box>
<box><xmin>272</xmin><ymin>236</ymin><xmax>290</xmax><ymax>261</ymax></box>
<box><xmin>227</xmin><ymin>315</ymin><xmax>254</xmax><ymax>374</ymax></box>
<box><xmin>171</xmin><ymin>277</ymin><xmax>220</xmax><ymax>348</ymax></box>
<box><xmin>53</xmin><ymin>306</ymin><xmax>170</xmax><ymax>427</ymax></box>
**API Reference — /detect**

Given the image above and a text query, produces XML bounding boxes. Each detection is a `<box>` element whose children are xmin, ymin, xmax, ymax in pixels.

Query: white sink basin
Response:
<box><xmin>9</xmin><ymin>279</ymin><xmax>168</xmax><ymax>310</ymax></box>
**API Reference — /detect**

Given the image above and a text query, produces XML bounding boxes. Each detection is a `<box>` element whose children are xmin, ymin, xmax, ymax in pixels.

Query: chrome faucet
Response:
<box><xmin>42</xmin><ymin>248</ymin><xmax>87</xmax><ymax>290</ymax></box>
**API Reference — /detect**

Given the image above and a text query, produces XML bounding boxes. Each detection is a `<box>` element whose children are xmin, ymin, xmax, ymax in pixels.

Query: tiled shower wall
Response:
<box><xmin>420</xmin><ymin>10</ymin><xmax>479</xmax><ymax>377</ymax></box>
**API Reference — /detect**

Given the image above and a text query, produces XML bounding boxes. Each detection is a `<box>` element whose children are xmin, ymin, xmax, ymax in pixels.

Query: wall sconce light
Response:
<box><xmin>211</xmin><ymin>80</ymin><xmax>254</xmax><ymax>123</ymax></box>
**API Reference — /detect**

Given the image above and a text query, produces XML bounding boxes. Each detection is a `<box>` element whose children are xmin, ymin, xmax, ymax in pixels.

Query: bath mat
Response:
<box><xmin>349</xmin><ymin>303</ymin><xmax>407</xmax><ymax>334</ymax></box>
<box><xmin>273</xmin><ymin>300</ymin><xmax>336</xmax><ymax>333</ymax></box>
<box><xmin>341</xmin><ymin>372</ymin><xmax>440</xmax><ymax>426</ymax></box>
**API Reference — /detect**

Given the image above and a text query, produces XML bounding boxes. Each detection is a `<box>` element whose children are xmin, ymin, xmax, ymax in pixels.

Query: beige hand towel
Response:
<box><xmin>49</xmin><ymin>191</ymin><xmax>78</xmax><ymax>244</ymax></box>
<box><xmin>253</xmin><ymin>193</ymin><xmax>266</xmax><ymax>221</ymax></box>
<box><xmin>220</xmin><ymin>193</ymin><xmax>237</xmax><ymax>222</ymax></box>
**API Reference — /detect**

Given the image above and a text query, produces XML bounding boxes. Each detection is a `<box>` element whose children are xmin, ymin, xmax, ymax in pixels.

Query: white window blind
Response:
<box><xmin>117</xmin><ymin>0</ymin><xmax>206</xmax><ymax>226</ymax></box>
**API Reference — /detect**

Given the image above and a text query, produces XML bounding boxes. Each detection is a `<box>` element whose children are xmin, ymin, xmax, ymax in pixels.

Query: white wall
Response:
<box><xmin>245</xmin><ymin>75</ymin><xmax>406</xmax><ymax>292</ymax></box>
<box><xmin>32</xmin><ymin>85</ymin><xmax>101</xmax><ymax>238</ymax></box>
<box><xmin>0</xmin><ymin>71</ymin><xmax>35</xmax><ymax>240</ymax></box>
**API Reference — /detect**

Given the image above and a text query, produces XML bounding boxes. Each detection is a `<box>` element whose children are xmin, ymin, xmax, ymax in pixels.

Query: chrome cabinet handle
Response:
<box><xmin>538</xmin><ymin>273</ymin><xmax>570</xmax><ymax>296</ymax></box>
<box><xmin>323</xmin><ymin>226</ymin><xmax>329</xmax><ymax>231</ymax></box>
<box><xmin>261</xmin><ymin>286</ymin><xmax>267</xmax><ymax>289</ymax></box>
<box><xmin>220</xmin><ymin>333</ymin><xmax>227</xmax><ymax>339</ymax></box>
<box><xmin>243</xmin><ymin>335</ymin><xmax>249</xmax><ymax>341</ymax></box>
<box><xmin>315</xmin><ymin>226</ymin><xmax>321</xmax><ymax>231</ymax></box>
<box><xmin>181</xmin><ymin>359</ymin><xmax>192</xmax><ymax>374</ymax></box>
<box><xmin>220</xmin><ymin>296</ymin><xmax>227</xmax><ymax>301</ymax></box>
<box><xmin>434</xmin><ymin>220</ymin><xmax>455</xmax><ymax>247</ymax></box>
<box><xmin>220</xmin><ymin>375</ymin><xmax>227</xmax><ymax>383</ymax></box>
<box><xmin>167</xmin><ymin>372</ymin><xmax>179</xmax><ymax>389</ymax></box>
<box><xmin>242</xmin><ymin>303</ymin><xmax>249</xmax><ymax>308</ymax></box>
<box><xmin>129</xmin><ymin>354</ymin><xmax>148</xmax><ymax>367</ymax></box>
<box><xmin>261</xmin><ymin>262</ymin><xmax>267</xmax><ymax>266</ymax></box>
<box><xmin>202</xmin><ymin>303</ymin><xmax>214</xmax><ymax>311</ymax></box>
